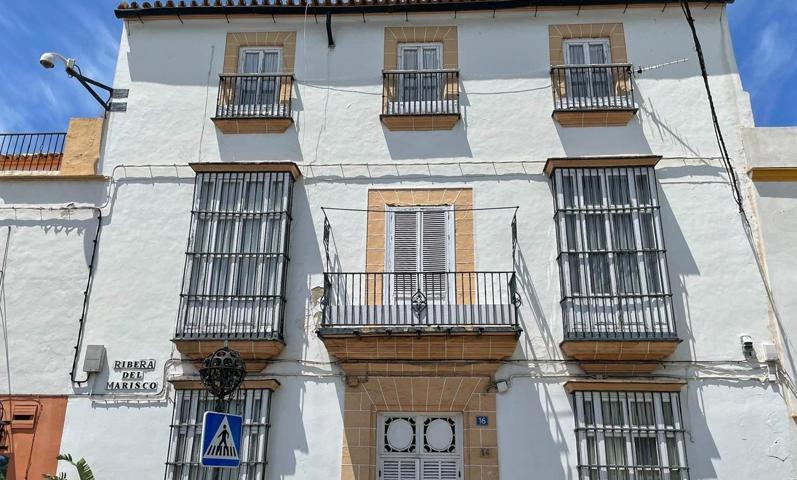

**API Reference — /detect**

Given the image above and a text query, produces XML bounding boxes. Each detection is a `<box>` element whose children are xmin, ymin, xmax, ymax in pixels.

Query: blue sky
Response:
<box><xmin>0</xmin><ymin>0</ymin><xmax>794</xmax><ymax>133</ymax></box>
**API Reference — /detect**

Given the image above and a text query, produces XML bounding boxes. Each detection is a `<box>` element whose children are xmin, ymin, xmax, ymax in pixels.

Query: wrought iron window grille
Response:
<box><xmin>552</xmin><ymin>167</ymin><xmax>677</xmax><ymax>340</ymax></box>
<box><xmin>176</xmin><ymin>171</ymin><xmax>294</xmax><ymax>340</ymax></box>
<box><xmin>573</xmin><ymin>390</ymin><xmax>690</xmax><ymax>480</ymax></box>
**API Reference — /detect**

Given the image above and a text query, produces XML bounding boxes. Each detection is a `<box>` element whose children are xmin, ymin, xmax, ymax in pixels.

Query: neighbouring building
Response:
<box><xmin>0</xmin><ymin>0</ymin><xmax>795</xmax><ymax>479</ymax></box>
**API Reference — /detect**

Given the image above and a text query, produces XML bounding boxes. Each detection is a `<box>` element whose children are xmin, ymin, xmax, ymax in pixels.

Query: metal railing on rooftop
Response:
<box><xmin>0</xmin><ymin>133</ymin><xmax>65</xmax><ymax>172</ymax></box>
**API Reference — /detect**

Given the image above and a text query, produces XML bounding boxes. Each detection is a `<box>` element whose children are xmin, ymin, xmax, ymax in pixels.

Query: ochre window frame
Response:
<box><xmin>215</xmin><ymin>32</ymin><xmax>297</xmax><ymax>134</ymax></box>
<box><xmin>223</xmin><ymin>31</ymin><xmax>297</xmax><ymax>74</ymax></box>
<box><xmin>382</xmin><ymin>27</ymin><xmax>460</xmax><ymax>131</ymax></box>
<box><xmin>548</xmin><ymin>23</ymin><xmax>635</xmax><ymax>128</ymax></box>
<box><xmin>548</xmin><ymin>23</ymin><xmax>628</xmax><ymax>66</ymax></box>
<box><xmin>365</xmin><ymin>189</ymin><xmax>475</xmax><ymax>306</ymax></box>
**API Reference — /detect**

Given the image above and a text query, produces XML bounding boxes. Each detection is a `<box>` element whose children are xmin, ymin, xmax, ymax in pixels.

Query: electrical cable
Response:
<box><xmin>680</xmin><ymin>0</ymin><xmax>797</xmax><ymax>405</ymax></box>
<box><xmin>68</xmin><ymin>209</ymin><xmax>102</xmax><ymax>386</ymax></box>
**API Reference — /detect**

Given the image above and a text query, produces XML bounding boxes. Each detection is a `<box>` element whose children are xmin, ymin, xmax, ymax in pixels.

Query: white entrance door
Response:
<box><xmin>378</xmin><ymin>414</ymin><xmax>463</xmax><ymax>480</ymax></box>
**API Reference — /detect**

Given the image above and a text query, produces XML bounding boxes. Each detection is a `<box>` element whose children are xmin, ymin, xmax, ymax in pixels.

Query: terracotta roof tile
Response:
<box><xmin>116</xmin><ymin>0</ymin><xmax>732</xmax><ymax>18</ymax></box>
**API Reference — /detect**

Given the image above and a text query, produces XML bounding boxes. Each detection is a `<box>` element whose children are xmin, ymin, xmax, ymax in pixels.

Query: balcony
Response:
<box><xmin>560</xmin><ymin>294</ymin><xmax>680</xmax><ymax>374</ymax></box>
<box><xmin>318</xmin><ymin>271</ymin><xmax>521</xmax><ymax>373</ymax></box>
<box><xmin>0</xmin><ymin>133</ymin><xmax>65</xmax><ymax>172</ymax></box>
<box><xmin>381</xmin><ymin>69</ymin><xmax>461</xmax><ymax>131</ymax></box>
<box><xmin>212</xmin><ymin>73</ymin><xmax>294</xmax><ymax>134</ymax></box>
<box><xmin>550</xmin><ymin>64</ymin><xmax>637</xmax><ymax>127</ymax></box>
<box><xmin>172</xmin><ymin>166</ymin><xmax>299</xmax><ymax>368</ymax></box>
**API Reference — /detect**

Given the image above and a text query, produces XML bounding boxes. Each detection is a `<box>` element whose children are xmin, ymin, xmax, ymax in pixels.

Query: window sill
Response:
<box><xmin>561</xmin><ymin>338</ymin><xmax>681</xmax><ymax>375</ymax></box>
<box><xmin>172</xmin><ymin>337</ymin><xmax>285</xmax><ymax>370</ymax></box>
<box><xmin>381</xmin><ymin>113</ymin><xmax>460</xmax><ymax>131</ymax></box>
<box><xmin>552</xmin><ymin>108</ymin><xmax>637</xmax><ymax>128</ymax></box>
<box><xmin>212</xmin><ymin>116</ymin><xmax>293</xmax><ymax>134</ymax></box>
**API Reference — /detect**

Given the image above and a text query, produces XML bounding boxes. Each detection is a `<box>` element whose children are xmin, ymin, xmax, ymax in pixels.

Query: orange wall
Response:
<box><xmin>1</xmin><ymin>396</ymin><xmax>67</xmax><ymax>480</ymax></box>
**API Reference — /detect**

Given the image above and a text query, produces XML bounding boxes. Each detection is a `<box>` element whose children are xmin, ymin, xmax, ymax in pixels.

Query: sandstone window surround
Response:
<box><xmin>548</xmin><ymin>23</ymin><xmax>637</xmax><ymax>127</ymax></box>
<box><xmin>382</xmin><ymin>27</ymin><xmax>461</xmax><ymax>131</ymax></box>
<box><xmin>214</xmin><ymin>31</ymin><xmax>297</xmax><ymax>134</ymax></box>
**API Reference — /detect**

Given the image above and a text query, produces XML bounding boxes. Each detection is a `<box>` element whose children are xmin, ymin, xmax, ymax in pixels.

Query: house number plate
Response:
<box><xmin>475</xmin><ymin>416</ymin><xmax>489</xmax><ymax>426</ymax></box>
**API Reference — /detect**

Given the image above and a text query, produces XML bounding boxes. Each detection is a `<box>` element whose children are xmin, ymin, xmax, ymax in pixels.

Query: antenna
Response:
<box><xmin>636</xmin><ymin>58</ymin><xmax>689</xmax><ymax>75</ymax></box>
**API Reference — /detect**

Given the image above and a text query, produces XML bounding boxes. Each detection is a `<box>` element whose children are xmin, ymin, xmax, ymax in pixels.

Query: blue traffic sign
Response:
<box><xmin>201</xmin><ymin>411</ymin><xmax>243</xmax><ymax>468</ymax></box>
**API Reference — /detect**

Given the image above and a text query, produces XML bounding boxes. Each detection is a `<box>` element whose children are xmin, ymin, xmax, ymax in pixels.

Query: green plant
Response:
<box><xmin>42</xmin><ymin>454</ymin><xmax>95</xmax><ymax>480</ymax></box>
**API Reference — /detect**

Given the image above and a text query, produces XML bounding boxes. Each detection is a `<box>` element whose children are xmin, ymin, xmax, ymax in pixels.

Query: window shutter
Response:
<box><xmin>420</xmin><ymin>210</ymin><xmax>449</xmax><ymax>274</ymax></box>
<box><xmin>381</xmin><ymin>459</ymin><xmax>419</xmax><ymax>480</ymax></box>
<box><xmin>392</xmin><ymin>210</ymin><xmax>420</xmax><ymax>297</ymax></box>
<box><xmin>421</xmin><ymin>459</ymin><xmax>459</xmax><ymax>480</ymax></box>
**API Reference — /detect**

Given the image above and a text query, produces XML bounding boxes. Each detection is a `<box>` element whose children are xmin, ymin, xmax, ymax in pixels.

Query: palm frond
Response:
<box><xmin>74</xmin><ymin>458</ymin><xmax>95</xmax><ymax>480</ymax></box>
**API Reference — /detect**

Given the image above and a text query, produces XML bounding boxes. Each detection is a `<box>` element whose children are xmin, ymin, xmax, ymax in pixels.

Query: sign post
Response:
<box><xmin>200</xmin><ymin>411</ymin><xmax>243</xmax><ymax>468</ymax></box>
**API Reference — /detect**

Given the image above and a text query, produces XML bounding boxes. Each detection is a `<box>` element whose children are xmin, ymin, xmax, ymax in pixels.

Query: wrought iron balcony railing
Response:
<box><xmin>215</xmin><ymin>73</ymin><xmax>294</xmax><ymax>119</ymax></box>
<box><xmin>0</xmin><ymin>133</ymin><xmax>65</xmax><ymax>171</ymax></box>
<box><xmin>550</xmin><ymin>64</ymin><xmax>634</xmax><ymax>111</ymax></box>
<box><xmin>382</xmin><ymin>70</ymin><xmax>460</xmax><ymax>116</ymax></box>
<box><xmin>322</xmin><ymin>271</ymin><xmax>520</xmax><ymax>328</ymax></box>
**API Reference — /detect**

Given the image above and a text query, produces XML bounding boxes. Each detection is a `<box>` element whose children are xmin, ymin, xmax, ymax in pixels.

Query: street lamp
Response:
<box><xmin>39</xmin><ymin>51</ymin><xmax>115</xmax><ymax>111</ymax></box>
<box><xmin>199</xmin><ymin>347</ymin><xmax>247</xmax><ymax>412</ymax></box>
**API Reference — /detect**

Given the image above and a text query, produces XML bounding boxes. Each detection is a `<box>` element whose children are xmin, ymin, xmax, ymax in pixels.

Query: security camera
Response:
<box><xmin>740</xmin><ymin>335</ymin><xmax>754</xmax><ymax>356</ymax></box>
<box><xmin>39</xmin><ymin>52</ymin><xmax>74</xmax><ymax>70</ymax></box>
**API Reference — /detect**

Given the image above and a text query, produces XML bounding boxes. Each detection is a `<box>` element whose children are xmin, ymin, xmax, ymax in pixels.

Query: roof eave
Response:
<box><xmin>114</xmin><ymin>0</ymin><xmax>733</xmax><ymax>19</ymax></box>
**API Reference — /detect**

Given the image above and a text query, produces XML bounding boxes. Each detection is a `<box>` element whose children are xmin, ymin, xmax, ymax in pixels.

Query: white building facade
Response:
<box><xmin>0</xmin><ymin>1</ymin><xmax>795</xmax><ymax>479</ymax></box>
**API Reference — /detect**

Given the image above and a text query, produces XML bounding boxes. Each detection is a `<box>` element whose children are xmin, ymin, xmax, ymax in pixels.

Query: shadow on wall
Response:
<box><xmin>215</xmin><ymin>127</ymin><xmax>304</xmax><ymax>164</ymax></box>
<box><xmin>656</xmin><ymin>164</ymin><xmax>724</xmax><ymax>361</ymax></box>
<box><xmin>554</xmin><ymin>117</ymin><xmax>653</xmax><ymax>158</ymax></box>
<box><xmin>382</xmin><ymin>121</ymin><xmax>473</xmax><ymax>161</ymax></box>
<box><xmin>0</xmin><ymin>181</ymin><xmax>108</xmax><ymax>206</ymax></box>
<box><xmin>0</xmin><ymin>217</ymin><xmax>98</xmax><ymax>267</ymax></box>
<box><xmin>499</xmin><ymin>378</ymin><xmax>574</xmax><ymax>480</ymax></box>
<box><xmin>515</xmin><ymin>244</ymin><xmax>560</xmax><ymax>361</ymax></box>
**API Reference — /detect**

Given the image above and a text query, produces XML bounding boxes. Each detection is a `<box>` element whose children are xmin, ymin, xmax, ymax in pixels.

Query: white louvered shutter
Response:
<box><xmin>421</xmin><ymin>460</ymin><xmax>459</xmax><ymax>480</ymax></box>
<box><xmin>381</xmin><ymin>459</ymin><xmax>419</xmax><ymax>480</ymax></box>
<box><xmin>420</xmin><ymin>209</ymin><xmax>451</xmax><ymax>298</ymax></box>
<box><xmin>392</xmin><ymin>210</ymin><xmax>420</xmax><ymax>298</ymax></box>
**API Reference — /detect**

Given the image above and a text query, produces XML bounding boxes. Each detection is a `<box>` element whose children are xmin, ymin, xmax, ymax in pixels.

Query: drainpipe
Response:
<box><xmin>326</xmin><ymin>11</ymin><xmax>334</xmax><ymax>48</ymax></box>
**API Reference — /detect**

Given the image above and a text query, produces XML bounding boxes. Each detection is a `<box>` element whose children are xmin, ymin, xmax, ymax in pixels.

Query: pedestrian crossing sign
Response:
<box><xmin>201</xmin><ymin>411</ymin><xmax>243</xmax><ymax>468</ymax></box>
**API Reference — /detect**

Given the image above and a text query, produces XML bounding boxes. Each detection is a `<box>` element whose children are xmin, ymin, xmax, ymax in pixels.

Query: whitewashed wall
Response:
<box><xmin>0</xmin><ymin>5</ymin><xmax>795</xmax><ymax>479</ymax></box>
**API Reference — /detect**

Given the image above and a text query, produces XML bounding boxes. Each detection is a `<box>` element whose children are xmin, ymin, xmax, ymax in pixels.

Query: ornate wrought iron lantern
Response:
<box><xmin>199</xmin><ymin>347</ymin><xmax>247</xmax><ymax>412</ymax></box>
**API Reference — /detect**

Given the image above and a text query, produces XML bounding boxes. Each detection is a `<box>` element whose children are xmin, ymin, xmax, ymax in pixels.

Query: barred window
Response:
<box><xmin>574</xmin><ymin>391</ymin><xmax>689</xmax><ymax>480</ymax></box>
<box><xmin>552</xmin><ymin>167</ymin><xmax>675</xmax><ymax>339</ymax></box>
<box><xmin>165</xmin><ymin>389</ymin><xmax>273</xmax><ymax>480</ymax></box>
<box><xmin>177</xmin><ymin>171</ymin><xmax>293</xmax><ymax>339</ymax></box>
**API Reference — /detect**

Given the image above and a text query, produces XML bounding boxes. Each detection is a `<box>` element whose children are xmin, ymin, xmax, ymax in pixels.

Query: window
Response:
<box><xmin>564</xmin><ymin>39</ymin><xmax>613</xmax><ymax>104</ymax></box>
<box><xmin>378</xmin><ymin>414</ymin><xmax>462</xmax><ymax>480</ymax></box>
<box><xmin>398</xmin><ymin>43</ymin><xmax>443</xmax><ymax>103</ymax></box>
<box><xmin>553</xmin><ymin>167</ymin><xmax>675</xmax><ymax>339</ymax></box>
<box><xmin>177</xmin><ymin>171</ymin><xmax>293</xmax><ymax>339</ymax></box>
<box><xmin>165</xmin><ymin>388</ymin><xmax>273</xmax><ymax>480</ymax></box>
<box><xmin>236</xmin><ymin>47</ymin><xmax>283</xmax><ymax>115</ymax></box>
<box><xmin>574</xmin><ymin>391</ymin><xmax>689</xmax><ymax>480</ymax></box>
<box><xmin>385</xmin><ymin>206</ymin><xmax>455</xmax><ymax>301</ymax></box>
